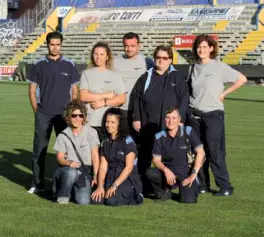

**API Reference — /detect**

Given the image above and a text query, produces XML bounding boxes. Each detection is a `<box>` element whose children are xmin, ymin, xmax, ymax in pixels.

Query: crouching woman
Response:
<box><xmin>53</xmin><ymin>99</ymin><xmax>100</xmax><ymax>205</ymax></box>
<box><xmin>91</xmin><ymin>108</ymin><xmax>143</xmax><ymax>206</ymax></box>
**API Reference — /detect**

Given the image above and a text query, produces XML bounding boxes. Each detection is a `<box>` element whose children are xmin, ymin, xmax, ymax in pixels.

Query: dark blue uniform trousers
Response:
<box><xmin>187</xmin><ymin>109</ymin><xmax>233</xmax><ymax>191</ymax></box>
<box><xmin>146</xmin><ymin>168</ymin><xmax>198</xmax><ymax>203</ymax></box>
<box><xmin>31</xmin><ymin>111</ymin><xmax>67</xmax><ymax>189</ymax></box>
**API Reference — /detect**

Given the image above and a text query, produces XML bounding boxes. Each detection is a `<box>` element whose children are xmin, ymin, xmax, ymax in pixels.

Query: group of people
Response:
<box><xmin>27</xmin><ymin>31</ymin><xmax>247</xmax><ymax>205</ymax></box>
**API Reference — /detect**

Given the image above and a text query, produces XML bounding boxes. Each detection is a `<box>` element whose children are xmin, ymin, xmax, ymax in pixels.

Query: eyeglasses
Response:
<box><xmin>155</xmin><ymin>56</ymin><xmax>170</xmax><ymax>61</ymax></box>
<box><xmin>71</xmin><ymin>114</ymin><xmax>84</xmax><ymax>118</ymax></box>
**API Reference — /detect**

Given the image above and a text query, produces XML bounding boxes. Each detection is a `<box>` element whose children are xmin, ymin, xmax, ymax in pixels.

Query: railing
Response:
<box><xmin>0</xmin><ymin>0</ymin><xmax>7</xmax><ymax>19</ymax></box>
<box><xmin>15</xmin><ymin>0</ymin><xmax>54</xmax><ymax>35</ymax></box>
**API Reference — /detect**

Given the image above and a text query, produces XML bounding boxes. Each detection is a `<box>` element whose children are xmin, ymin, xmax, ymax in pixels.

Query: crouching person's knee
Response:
<box><xmin>74</xmin><ymin>185</ymin><xmax>91</xmax><ymax>205</ymax></box>
<box><xmin>105</xmin><ymin>196</ymin><xmax>118</xmax><ymax>206</ymax></box>
<box><xmin>180</xmin><ymin>195</ymin><xmax>198</xmax><ymax>204</ymax></box>
<box><xmin>76</xmin><ymin>196</ymin><xmax>90</xmax><ymax>205</ymax></box>
<box><xmin>179</xmin><ymin>184</ymin><xmax>198</xmax><ymax>204</ymax></box>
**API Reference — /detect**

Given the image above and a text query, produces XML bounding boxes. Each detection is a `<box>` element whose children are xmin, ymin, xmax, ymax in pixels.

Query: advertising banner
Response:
<box><xmin>217</xmin><ymin>0</ymin><xmax>256</xmax><ymax>3</ymax></box>
<box><xmin>0</xmin><ymin>66</ymin><xmax>17</xmax><ymax>76</ymax></box>
<box><xmin>57</xmin><ymin>7</ymin><xmax>72</xmax><ymax>17</ymax></box>
<box><xmin>100</xmin><ymin>9</ymin><xmax>161</xmax><ymax>22</ymax></box>
<box><xmin>149</xmin><ymin>8</ymin><xmax>192</xmax><ymax>22</ymax></box>
<box><xmin>173</xmin><ymin>34</ymin><xmax>218</xmax><ymax>48</ymax></box>
<box><xmin>184</xmin><ymin>6</ymin><xmax>245</xmax><ymax>21</ymax></box>
<box><xmin>69</xmin><ymin>6</ymin><xmax>245</xmax><ymax>24</ymax></box>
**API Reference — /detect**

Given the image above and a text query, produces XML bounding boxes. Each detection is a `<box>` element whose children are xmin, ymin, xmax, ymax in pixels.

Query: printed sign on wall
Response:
<box><xmin>173</xmin><ymin>35</ymin><xmax>218</xmax><ymax>48</ymax></box>
<box><xmin>57</xmin><ymin>7</ymin><xmax>72</xmax><ymax>17</ymax></box>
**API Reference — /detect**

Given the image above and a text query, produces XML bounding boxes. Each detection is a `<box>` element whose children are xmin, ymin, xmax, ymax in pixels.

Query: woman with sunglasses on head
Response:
<box><xmin>53</xmin><ymin>99</ymin><xmax>100</xmax><ymax>205</ymax></box>
<box><xmin>130</xmin><ymin>45</ymin><xmax>189</xmax><ymax>194</ymax></box>
<box><xmin>80</xmin><ymin>42</ymin><xmax>126</xmax><ymax>141</ymax></box>
<box><xmin>186</xmin><ymin>34</ymin><xmax>247</xmax><ymax>196</ymax></box>
<box><xmin>91</xmin><ymin>108</ymin><xmax>143</xmax><ymax>206</ymax></box>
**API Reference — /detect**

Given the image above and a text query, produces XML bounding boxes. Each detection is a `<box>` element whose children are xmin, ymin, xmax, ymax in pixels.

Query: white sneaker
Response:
<box><xmin>27</xmin><ymin>187</ymin><xmax>44</xmax><ymax>194</ymax></box>
<box><xmin>57</xmin><ymin>197</ymin><xmax>70</xmax><ymax>204</ymax></box>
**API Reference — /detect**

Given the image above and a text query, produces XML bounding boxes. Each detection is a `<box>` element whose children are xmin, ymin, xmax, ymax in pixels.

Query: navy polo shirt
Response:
<box><xmin>28</xmin><ymin>56</ymin><xmax>79</xmax><ymax>115</ymax></box>
<box><xmin>143</xmin><ymin>69</ymin><xmax>167</xmax><ymax>124</ymax></box>
<box><xmin>101</xmin><ymin>136</ymin><xmax>138</xmax><ymax>169</ymax></box>
<box><xmin>152</xmin><ymin>126</ymin><xmax>203</xmax><ymax>180</ymax></box>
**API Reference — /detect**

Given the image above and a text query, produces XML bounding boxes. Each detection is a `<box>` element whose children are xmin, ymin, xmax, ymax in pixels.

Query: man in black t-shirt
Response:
<box><xmin>146</xmin><ymin>108</ymin><xmax>205</xmax><ymax>203</ymax></box>
<box><xmin>27</xmin><ymin>32</ymin><xmax>79</xmax><ymax>194</ymax></box>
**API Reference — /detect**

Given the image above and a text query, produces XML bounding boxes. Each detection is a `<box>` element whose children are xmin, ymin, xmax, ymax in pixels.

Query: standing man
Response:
<box><xmin>114</xmin><ymin>32</ymin><xmax>153</xmax><ymax>127</ymax></box>
<box><xmin>27</xmin><ymin>31</ymin><xmax>79</xmax><ymax>194</ymax></box>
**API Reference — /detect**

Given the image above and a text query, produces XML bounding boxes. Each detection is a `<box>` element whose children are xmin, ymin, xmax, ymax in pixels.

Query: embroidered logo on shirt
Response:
<box><xmin>170</xmin><ymin>82</ymin><xmax>176</xmax><ymax>87</ymax></box>
<box><xmin>104</xmin><ymin>80</ymin><xmax>111</xmax><ymax>83</ymax></box>
<box><xmin>118</xmin><ymin>151</ymin><xmax>124</xmax><ymax>155</ymax></box>
<box><xmin>80</xmin><ymin>144</ymin><xmax>88</xmax><ymax>148</ymax></box>
<box><xmin>61</xmin><ymin>72</ymin><xmax>68</xmax><ymax>76</ymax></box>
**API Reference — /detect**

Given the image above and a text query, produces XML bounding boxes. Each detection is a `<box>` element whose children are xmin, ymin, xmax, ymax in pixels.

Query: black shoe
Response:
<box><xmin>213</xmin><ymin>188</ymin><xmax>233</xmax><ymax>197</ymax></box>
<box><xmin>156</xmin><ymin>189</ymin><xmax>172</xmax><ymax>201</ymax></box>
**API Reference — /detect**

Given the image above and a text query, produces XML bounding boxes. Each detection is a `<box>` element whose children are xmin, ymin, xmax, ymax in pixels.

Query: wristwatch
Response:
<box><xmin>192</xmin><ymin>169</ymin><xmax>198</xmax><ymax>174</ymax></box>
<box><xmin>112</xmin><ymin>182</ymin><xmax>118</xmax><ymax>189</ymax></box>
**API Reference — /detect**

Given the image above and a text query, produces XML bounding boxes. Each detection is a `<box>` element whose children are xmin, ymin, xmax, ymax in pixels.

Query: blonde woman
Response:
<box><xmin>80</xmin><ymin>42</ymin><xmax>126</xmax><ymax>140</ymax></box>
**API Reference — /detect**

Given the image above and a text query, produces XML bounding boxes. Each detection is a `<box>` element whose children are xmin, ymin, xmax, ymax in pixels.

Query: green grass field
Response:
<box><xmin>0</xmin><ymin>82</ymin><xmax>263</xmax><ymax>237</ymax></box>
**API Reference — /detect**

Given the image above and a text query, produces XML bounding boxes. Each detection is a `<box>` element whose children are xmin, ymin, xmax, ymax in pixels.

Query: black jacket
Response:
<box><xmin>130</xmin><ymin>65</ymin><xmax>189</xmax><ymax>129</ymax></box>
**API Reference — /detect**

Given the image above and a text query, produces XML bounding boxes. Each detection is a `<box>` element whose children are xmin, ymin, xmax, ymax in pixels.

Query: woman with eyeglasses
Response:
<box><xmin>186</xmin><ymin>34</ymin><xmax>247</xmax><ymax>196</ymax></box>
<box><xmin>53</xmin><ymin>99</ymin><xmax>100</xmax><ymax>205</ymax></box>
<box><xmin>91</xmin><ymin>108</ymin><xmax>143</xmax><ymax>206</ymax></box>
<box><xmin>80</xmin><ymin>42</ymin><xmax>126</xmax><ymax>140</ymax></box>
<box><xmin>130</xmin><ymin>45</ymin><xmax>189</xmax><ymax>193</ymax></box>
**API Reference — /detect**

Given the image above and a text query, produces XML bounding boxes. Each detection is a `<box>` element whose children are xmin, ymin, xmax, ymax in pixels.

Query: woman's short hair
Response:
<box><xmin>90</xmin><ymin>41</ymin><xmax>113</xmax><ymax>69</ymax></box>
<box><xmin>192</xmin><ymin>34</ymin><xmax>218</xmax><ymax>60</ymax></box>
<box><xmin>64</xmin><ymin>99</ymin><xmax>87</xmax><ymax>125</ymax></box>
<box><xmin>153</xmin><ymin>45</ymin><xmax>173</xmax><ymax>60</ymax></box>
<box><xmin>101</xmin><ymin>108</ymin><xmax>129</xmax><ymax>140</ymax></box>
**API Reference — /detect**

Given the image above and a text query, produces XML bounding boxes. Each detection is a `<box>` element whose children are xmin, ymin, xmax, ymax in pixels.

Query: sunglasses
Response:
<box><xmin>155</xmin><ymin>56</ymin><xmax>170</xmax><ymax>61</ymax></box>
<box><xmin>71</xmin><ymin>114</ymin><xmax>84</xmax><ymax>118</ymax></box>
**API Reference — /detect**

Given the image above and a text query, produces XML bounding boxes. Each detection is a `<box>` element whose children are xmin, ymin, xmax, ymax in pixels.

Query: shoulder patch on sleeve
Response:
<box><xmin>61</xmin><ymin>56</ymin><xmax>75</xmax><ymax>66</ymax></box>
<box><xmin>185</xmin><ymin>126</ymin><xmax>192</xmax><ymax>136</ymax></box>
<box><xmin>126</xmin><ymin>136</ymin><xmax>134</xmax><ymax>144</ymax></box>
<box><xmin>155</xmin><ymin>131</ymin><xmax>167</xmax><ymax>140</ymax></box>
<box><xmin>34</xmin><ymin>57</ymin><xmax>48</xmax><ymax>65</ymax></box>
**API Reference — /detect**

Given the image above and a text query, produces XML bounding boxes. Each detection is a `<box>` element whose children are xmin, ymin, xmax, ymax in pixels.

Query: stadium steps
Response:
<box><xmin>213</xmin><ymin>20</ymin><xmax>229</xmax><ymax>31</ymax></box>
<box><xmin>85</xmin><ymin>23</ymin><xmax>99</xmax><ymax>32</ymax></box>
<box><xmin>222</xmin><ymin>31</ymin><xmax>263</xmax><ymax>64</ymax></box>
<box><xmin>8</xmin><ymin>33</ymin><xmax>47</xmax><ymax>66</ymax></box>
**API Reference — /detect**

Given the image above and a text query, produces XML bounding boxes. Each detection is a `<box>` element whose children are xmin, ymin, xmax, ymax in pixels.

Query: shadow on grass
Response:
<box><xmin>0</xmin><ymin>148</ymin><xmax>57</xmax><ymax>201</ymax></box>
<box><xmin>226</xmin><ymin>97</ymin><xmax>264</xmax><ymax>103</ymax></box>
<box><xmin>144</xmin><ymin>191</ymin><xmax>181</xmax><ymax>203</ymax></box>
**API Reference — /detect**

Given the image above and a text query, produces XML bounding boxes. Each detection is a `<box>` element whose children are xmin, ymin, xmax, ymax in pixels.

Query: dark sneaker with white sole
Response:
<box><xmin>213</xmin><ymin>188</ymin><xmax>233</xmax><ymax>197</ymax></box>
<box><xmin>198</xmin><ymin>187</ymin><xmax>210</xmax><ymax>194</ymax></box>
<box><xmin>27</xmin><ymin>187</ymin><xmax>44</xmax><ymax>194</ymax></box>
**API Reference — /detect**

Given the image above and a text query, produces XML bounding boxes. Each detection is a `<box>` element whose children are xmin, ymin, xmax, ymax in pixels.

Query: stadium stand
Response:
<box><xmin>1</xmin><ymin>1</ymin><xmax>264</xmax><ymax>78</ymax></box>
